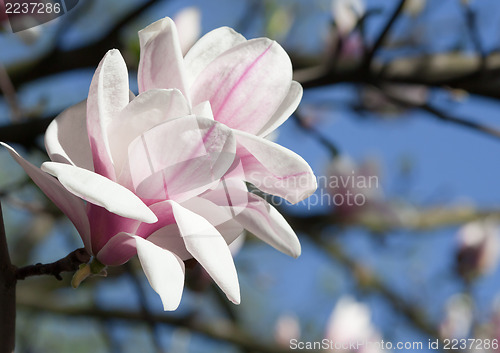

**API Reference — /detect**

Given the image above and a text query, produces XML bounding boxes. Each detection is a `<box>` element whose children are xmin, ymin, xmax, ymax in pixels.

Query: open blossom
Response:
<box><xmin>2</xmin><ymin>20</ymin><xmax>317</xmax><ymax>310</ymax></box>
<box><xmin>2</xmin><ymin>49</ymin><xmax>242</xmax><ymax>310</ymax></box>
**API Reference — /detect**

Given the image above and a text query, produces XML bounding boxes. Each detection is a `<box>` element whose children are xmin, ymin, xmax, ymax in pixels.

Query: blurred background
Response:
<box><xmin>2</xmin><ymin>0</ymin><xmax>500</xmax><ymax>352</ymax></box>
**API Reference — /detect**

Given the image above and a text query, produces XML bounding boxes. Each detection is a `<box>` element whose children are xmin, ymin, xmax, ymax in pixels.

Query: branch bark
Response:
<box><xmin>0</xmin><ymin>203</ymin><xmax>16</xmax><ymax>353</ymax></box>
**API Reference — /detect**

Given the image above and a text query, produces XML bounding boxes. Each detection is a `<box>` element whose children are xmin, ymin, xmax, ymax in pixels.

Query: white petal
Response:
<box><xmin>171</xmin><ymin>201</ymin><xmax>240</xmax><ymax>304</ymax></box>
<box><xmin>86</xmin><ymin>49</ymin><xmax>129</xmax><ymax>179</ymax></box>
<box><xmin>184</xmin><ymin>26</ymin><xmax>246</xmax><ymax>88</ymax></box>
<box><xmin>257</xmin><ymin>81</ymin><xmax>303</xmax><ymax>137</ymax></box>
<box><xmin>134</xmin><ymin>235</ymin><xmax>185</xmax><ymax>311</ymax></box>
<box><xmin>138</xmin><ymin>17</ymin><xmax>188</xmax><ymax>97</ymax></box>
<box><xmin>45</xmin><ymin>100</ymin><xmax>93</xmax><ymax>170</ymax></box>
<box><xmin>41</xmin><ymin>162</ymin><xmax>157</xmax><ymax>223</ymax></box>
<box><xmin>235</xmin><ymin>193</ymin><xmax>301</xmax><ymax>258</ymax></box>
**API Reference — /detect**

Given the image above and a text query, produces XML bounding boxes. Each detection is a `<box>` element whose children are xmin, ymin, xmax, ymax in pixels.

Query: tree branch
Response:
<box><xmin>0</xmin><ymin>203</ymin><xmax>16</xmax><ymax>353</ymax></box>
<box><xmin>15</xmin><ymin>248</ymin><xmax>90</xmax><ymax>281</ymax></box>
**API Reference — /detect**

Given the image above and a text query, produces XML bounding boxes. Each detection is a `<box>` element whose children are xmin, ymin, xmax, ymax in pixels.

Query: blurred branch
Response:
<box><xmin>0</xmin><ymin>62</ymin><xmax>21</xmax><ymax>122</ymax></box>
<box><xmin>0</xmin><ymin>116</ymin><xmax>53</xmax><ymax>149</ymax></box>
<box><xmin>0</xmin><ymin>203</ymin><xmax>16</xmax><ymax>353</ymax></box>
<box><xmin>17</xmin><ymin>299</ymin><xmax>315</xmax><ymax>353</ymax></box>
<box><xmin>16</xmin><ymin>248</ymin><xmax>90</xmax><ymax>281</ymax></box>
<box><xmin>288</xmin><ymin>206</ymin><xmax>500</xmax><ymax>234</ymax></box>
<box><xmin>9</xmin><ymin>0</ymin><xmax>163</xmax><ymax>87</ymax></box>
<box><xmin>377</xmin><ymin>85</ymin><xmax>500</xmax><ymax>141</ymax></box>
<box><xmin>364</xmin><ymin>0</ymin><xmax>407</xmax><ymax>69</ymax></box>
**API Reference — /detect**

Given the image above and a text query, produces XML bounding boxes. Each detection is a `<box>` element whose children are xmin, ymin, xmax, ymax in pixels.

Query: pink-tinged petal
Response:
<box><xmin>234</xmin><ymin>130</ymin><xmax>317</xmax><ymax>203</ymax></box>
<box><xmin>87</xmin><ymin>49</ymin><xmax>129</xmax><ymax>180</ymax></box>
<box><xmin>138</xmin><ymin>17</ymin><xmax>188</xmax><ymax>97</ymax></box>
<box><xmin>1</xmin><ymin>143</ymin><xmax>91</xmax><ymax>251</ymax></box>
<box><xmin>127</xmin><ymin>116</ymin><xmax>235</xmax><ymax>203</ymax></box>
<box><xmin>190</xmin><ymin>38</ymin><xmax>292</xmax><ymax>134</ymax></box>
<box><xmin>45</xmin><ymin>100</ymin><xmax>93</xmax><ymax>170</ymax></box>
<box><xmin>41</xmin><ymin>162</ymin><xmax>157</xmax><ymax>223</ymax></box>
<box><xmin>108</xmin><ymin>89</ymin><xmax>191</xmax><ymax>179</ymax></box>
<box><xmin>184</xmin><ymin>26</ymin><xmax>246</xmax><ymax>88</ymax></box>
<box><xmin>96</xmin><ymin>231</ymin><xmax>138</xmax><ymax>266</ymax></box>
<box><xmin>192</xmin><ymin>101</ymin><xmax>214</xmax><ymax>120</ymax></box>
<box><xmin>235</xmin><ymin>193</ymin><xmax>301</xmax><ymax>258</ymax></box>
<box><xmin>171</xmin><ymin>201</ymin><xmax>240</xmax><ymax>304</ymax></box>
<box><xmin>134</xmin><ymin>235</ymin><xmax>185</xmax><ymax>311</ymax></box>
<box><xmin>257</xmin><ymin>81</ymin><xmax>303</xmax><ymax>137</ymax></box>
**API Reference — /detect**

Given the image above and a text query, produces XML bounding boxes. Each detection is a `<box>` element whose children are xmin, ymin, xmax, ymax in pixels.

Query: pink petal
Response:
<box><xmin>190</xmin><ymin>38</ymin><xmax>293</xmax><ymax>135</ymax></box>
<box><xmin>107</xmin><ymin>89</ymin><xmax>191</xmax><ymax>180</ymax></box>
<box><xmin>138</xmin><ymin>17</ymin><xmax>188</xmax><ymax>97</ymax></box>
<box><xmin>127</xmin><ymin>116</ymin><xmax>235</xmax><ymax>203</ymax></box>
<box><xmin>234</xmin><ymin>130</ymin><xmax>317</xmax><ymax>203</ymax></box>
<box><xmin>41</xmin><ymin>162</ymin><xmax>157</xmax><ymax>223</ymax></box>
<box><xmin>171</xmin><ymin>201</ymin><xmax>240</xmax><ymax>304</ymax></box>
<box><xmin>96</xmin><ymin>231</ymin><xmax>138</xmax><ymax>266</ymax></box>
<box><xmin>184</xmin><ymin>26</ymin><xmax>246</xmax><ymax>88</ymax></box>
<box><xmin>1</xmin><ymin>143</ymin><xmax>91</xmax><ymax>252</ymax></box>
<box><xmin>45</xmin><ymin>100</ymin><xmax>94</xmax><ymax>170</ymax></box>
<box><xmin>134</xmin><ymin>235</ymin><xmax>185</xmax><ymax>311</ymax></box>
<box><xmin>257</xmin><ymin>81</ymin><xmax>303</xmax><ymax>137</ymax></box>
<box><xmin>87</xmin><ymin>49</ymin><xmax>129</xmax><ymax>180</ymax></box>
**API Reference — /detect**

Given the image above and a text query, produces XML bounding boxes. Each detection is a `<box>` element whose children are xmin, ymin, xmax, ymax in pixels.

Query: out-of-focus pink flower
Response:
<box><xmin>138</xmin><ymin>17</ymin><xmax>317</xmax><ymax>205</ymax></box>
<box><xmin>325</xmin><ymin>297</ymin><xmax>386</xmax><ymax>353</ymax></box>
<box><xmin>274</xmin><ymin>313</ymin><xmax>301</xmax><ymax>347</ymax></box>
<box><xmin>331</xmin><ymin>0</ymin><xmax>365</xmax><ymax>36</ymax></box>
<box><xmin>456</xmin><ymin>219</ymin><xmax>500</xmax><ymax>279</ymax></box>
<box><xmin>439</xmin><ymin>294</ymin><xmax>473</xmax><ymax>340</ymax></box>
<box><xmin>326</xmin><ymin>156</ymin><xmax>384</xmax><ymax>220</ymax></box>
<box><xmin>2</xmin><ymin>49</ymin><xmax>242</xmax><ymax>310</ymax></box>
<box><xmin>173</xmin><ymin>7</ymin><xmax>201</xmax><ymax>55</ymax></box>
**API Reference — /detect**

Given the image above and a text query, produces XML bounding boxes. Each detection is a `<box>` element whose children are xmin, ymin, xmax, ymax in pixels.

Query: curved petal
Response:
<box><xmin>108</xmin><ymin>89</ymin><xmax>191</xmax><ymax>179</ymax></box>
<box><xmin>192</xmin><ymin>101</ymin><xmax>214</xmax><ymax>120</ymax></box>
<box><xmin>1</xmin><ymin>143</ymin><xmax>91</xmax><ymax>252</ymax></box>
<box><xmin>41</xmin><ymin>162</ymin><xmax>157</xmax><ymax>223</ymax></box>
<box><xmin>134</xmin><ymin>235</ymin><xmax>185</xmax><ymax>311</ymax></box>
<box><xmin>87</xmin><ymin>49</ymin><xmax>129</xmax><ymax>180</ymax></box>
<box><xmin>184</xmin><ymin>26</ymin><xmax>246</xmax><ymax>88</ymax></box>
<box><xmin>45</xmin><ymin>100</ymin><xmax>93</xmax><ymax>170</ymax></box>
<box><xmin>234</xmin><ymin>130</ymin><xmax>317</xmax><ymax>203</ymax></box>
<box><xmin>171</xmin><ymin>201</ymin><xmax>240</xmax><ymax>304</ymax></box>
<box><xmin>257</xmin><ymin>81</ymin><xmax>303</xmax><ymax>137</ymax></box>
<box><xmin>234</xmin><ymin>193</ymin><xmax>301</xmax><ymax>258</ymax></box>
<box><xmin>138</xmin><ymin>17</ymin><xmax>188</xmax><ymax>97</ymax></box>
<box><xmin>127</xmin><ymin>116</ymin><xmax>236</xmax><ymax>203</ymax></box>
<box><xmin>96</xmin><ymin>231</ymin><xmax>137</xmax><ymax>266</ymax></box>
<box><xmin>190</xmin><ymin>38</ymin><xmax>293</xmax><ymax>135</ymax></box>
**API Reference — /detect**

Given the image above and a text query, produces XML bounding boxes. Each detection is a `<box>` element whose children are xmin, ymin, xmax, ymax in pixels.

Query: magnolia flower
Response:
<box><xmin>137</xmin><ymin>17</ymin><xmax>316</xmax><ymax>204</ymax></box>
<box><xmin>2</xmin><ymin>49</ymin><xmax>242</xmax><ymax>310</ymax></box>
<box><xmin>2</xmin><ymin>20</ymin><xmax>317</xmax><ymax>310</ymax></box>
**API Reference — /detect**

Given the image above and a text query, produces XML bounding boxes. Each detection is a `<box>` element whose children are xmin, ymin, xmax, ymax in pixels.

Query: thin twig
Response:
<box><xmin>15</xmin><ymin>248</ymin><xmax>90</xmax><ymax>281</ymax></box>
<box><xmin>364</xmin><ymin>0</ymin><xmax>407</xmax><ymax>69</ymax></box>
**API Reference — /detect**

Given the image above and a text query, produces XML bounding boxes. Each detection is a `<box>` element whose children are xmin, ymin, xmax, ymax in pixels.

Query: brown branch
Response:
<box><xmin>15</xmin><ymin>248</ymin><xmax>90</xmax><ymax>281</ymax></box>
<box><xmin>0</xmin><ymin>203</ymin><xmax>16</xmax><ymax>353</ymax></box>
